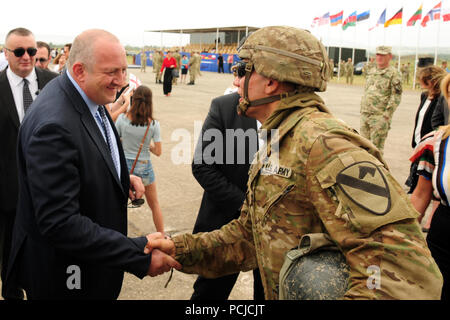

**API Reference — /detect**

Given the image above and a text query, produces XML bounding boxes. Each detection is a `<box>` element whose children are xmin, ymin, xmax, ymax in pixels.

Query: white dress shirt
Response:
<box><xmin>6</xmin><ymin>67</ymin><xmax>38</xmax><ymax>123</ymax></box>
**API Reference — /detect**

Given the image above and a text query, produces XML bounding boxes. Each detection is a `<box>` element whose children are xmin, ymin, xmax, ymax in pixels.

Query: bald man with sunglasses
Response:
<box><xmin>0</xmin><ymin>27</ymin><xmax>57</xmax><ymax>299</ymax></box>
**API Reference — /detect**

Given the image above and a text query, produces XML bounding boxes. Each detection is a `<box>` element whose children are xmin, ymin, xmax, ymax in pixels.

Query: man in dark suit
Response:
<box><xmin>6</xmin><ymin>29</ymin><xmax>180</xmax><ymax>300</ymax></box>
<box><xmin>190</xmin><ymin>90</ymin><xmax>264</xmax><ymax>300</ymax></box>
<box><xmin>0</xmin><ymin>27</ymin><xmax>58</xmax><ymax>299</ymax></box>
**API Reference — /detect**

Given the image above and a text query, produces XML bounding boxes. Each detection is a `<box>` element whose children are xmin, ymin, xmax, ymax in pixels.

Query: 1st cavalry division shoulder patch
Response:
<box><xmin>336</xmin><ymin>161</ymin><xmax>391</xmax><ymax>215</ymax></box>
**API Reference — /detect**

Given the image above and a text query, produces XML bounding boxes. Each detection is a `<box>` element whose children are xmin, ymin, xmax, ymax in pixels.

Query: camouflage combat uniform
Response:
<box><xmin>362</xmin><ymin>60</ymin><xmax>375</xmax><ymax>78</ymax></box>
<box><xmin>140</xmin><ymin>52</ymin><xmax>147</xmax><ymax>72</ymax></box>
<box><xmin>153</xmin><ymin>51</ymin><xmax>163</xmax><ymax>83</ymax></box>
<box><xmin>360</xmin><ymin>65</ymin><xmax>402</xmax><ymax>152</ymax></box>
<box><xmin>345</xmin><ymin>60</ymin><xmax>354</xmax><ymax>84</ymax></box>
<box><xmin>172</xmin><ymin>91</ymin><xmax>442</xmax><ymax>300</ymax></box>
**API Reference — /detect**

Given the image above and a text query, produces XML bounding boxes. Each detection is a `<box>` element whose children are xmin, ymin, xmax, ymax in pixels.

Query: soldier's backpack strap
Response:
<box><xmin>279</xmin><ymin>233</ymin><xmax>337</xmax><ymax>300</ymax></box>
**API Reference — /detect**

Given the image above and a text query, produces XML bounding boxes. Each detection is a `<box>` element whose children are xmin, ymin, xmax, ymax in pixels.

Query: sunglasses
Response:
<box><xmin>6</xmin><ymin>47</ymin><xmax>37</xmax><ymax>58</ymax></box>
<box><xmin>128</xmin><ymin>198</ymin><xmax>145</xmax><ymax>208</ymax></box>
<box><xmin>36</xmin><ymin>58</ymin><xmax>48</xmax><ymax>63</ymax></box>
<box><xmin>233</xmin><ymin>61</ymin><xmax>251</xmax><ymax>78</ymax></box>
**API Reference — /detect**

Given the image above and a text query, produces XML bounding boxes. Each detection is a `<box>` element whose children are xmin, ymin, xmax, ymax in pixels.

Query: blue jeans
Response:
<box><xmin>126</xmin><ymin>158</ymin><xmax>155</xmax><ymax>186</ymax></box>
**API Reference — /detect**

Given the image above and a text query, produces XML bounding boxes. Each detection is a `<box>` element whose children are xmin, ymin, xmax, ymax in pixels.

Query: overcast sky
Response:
<box><xmin>2</xmin><ymin>0</ymin><xmax>450</xmax><ymax>54</ymax></box>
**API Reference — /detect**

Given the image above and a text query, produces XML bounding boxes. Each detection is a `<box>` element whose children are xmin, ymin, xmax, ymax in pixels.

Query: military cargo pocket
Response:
<box><xmin>317</xmin><ymin>152</ymin><xmax>418</xmax><ymax>235</ymax></box>
<box><xmin>262</xmin><ymin>183</ymin><xmax>296</xmax><ymax>223</ymax></box>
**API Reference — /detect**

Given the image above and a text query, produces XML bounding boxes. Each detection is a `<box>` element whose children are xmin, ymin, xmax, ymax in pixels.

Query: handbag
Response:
<box><xmin>130</xmin><ymin>121</ymin><xmax>151</xmax><ymax>175</ymax></box>
<box><xmin>128</xmin><ymin>121</ymin><xmax>151</xmax><ymax>208</ymax></box>
<box><xmin>172</xmin><ymin>68</ymin><xmax>179</xmax><ymax>78</ymax></box>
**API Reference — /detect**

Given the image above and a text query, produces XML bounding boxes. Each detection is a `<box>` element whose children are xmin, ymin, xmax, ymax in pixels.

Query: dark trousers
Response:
<box><xmin>191</xmin><ymin>269</ymin><xmax>265</xmax><ymax>300</ymax></box>
<box><xmin>218</xmin><ymin>64</ymin><xmax>224</xmax><ymax>73</ymax></box>
<box><xmin>163</xmin><ymin>68</ymin><xmax>173</xmax><ymax>95</ymax></box>
<box><xmin>0</xmin><ymin>208</ymin><xmax>24</xmax><ymax>299</ymax></box>
<box><xmin>427</xmin><ymin>203</ymin><xmax>450</xmax><ymax>300</ymax></box>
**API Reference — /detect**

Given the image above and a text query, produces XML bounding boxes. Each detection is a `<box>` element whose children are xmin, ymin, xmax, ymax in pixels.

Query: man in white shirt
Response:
<box><xmin>0</xmin><ymin>27</ymin><xmax>57</xmax><ymax>299</ymax></box>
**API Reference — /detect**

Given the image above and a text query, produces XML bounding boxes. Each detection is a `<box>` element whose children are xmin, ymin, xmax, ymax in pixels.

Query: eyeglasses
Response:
<box><xmin>6</xmin><ymin>47</ymin><xmax>37</xmax><ymax>58</ymax></box>
<box><xmin>36</xmin><ymin>58</ymin><xmax>48</xmax><ymax>63</ymax></box>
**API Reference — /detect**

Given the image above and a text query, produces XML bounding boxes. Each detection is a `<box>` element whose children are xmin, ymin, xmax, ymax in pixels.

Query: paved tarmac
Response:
<box><xmin>0</xmin><ymin>68</ymin><xmax>424</xmax><ymax>300</ymax></box>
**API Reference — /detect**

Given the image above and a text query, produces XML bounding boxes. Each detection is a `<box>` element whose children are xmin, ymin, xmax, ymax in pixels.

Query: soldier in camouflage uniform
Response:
<box><xmin>172</xmin><ymin>49</ymin><xmax>181</xmax><ymax>85</ymax></box>
<box><xmin>188</xmin><ymin>51</ymin><xmax>201</xmax><ymax>85</ymax></box>
<box><xmin>360</xmin><ymin>46</ymin><xmax>402</xmax><ymax>153</ymax></box>
<box><xmin>153</xmin><ymin>50</ymin><xmax>163</xmax><ymax>84</ymax></box>
<box><xmin>401</xmin><ymin>63</ymin><xmax>410</xmax><ymax>84</ymax></box>
<box><xmin>140</xmin><ymin>50</ymin><xmax>147</xmax><ymax>73</ymax></box>
<box><xmin>345</xmin><ymin>58</ymin><xmax>354</xmax><ymax>84</ymax></box>
<box><xmin>147</xmin><ymin>26</ymin><xmax>443</xmax><ymax>300</ymax></box>
<box><xmin>339</xmin><ymin>59</ymin><xmax>345</xmax><ymax>78</ymax></box>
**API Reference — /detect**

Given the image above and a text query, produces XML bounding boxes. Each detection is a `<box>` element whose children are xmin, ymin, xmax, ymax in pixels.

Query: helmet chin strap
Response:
<box><xmin>237</xmin><ymin>61</ymin><xmax>298</xmax><ymax>116</ymax></box>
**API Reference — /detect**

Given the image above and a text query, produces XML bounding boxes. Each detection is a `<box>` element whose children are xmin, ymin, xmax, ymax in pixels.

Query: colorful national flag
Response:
<box><xmin>407</xmin><ymin>5</ymin><xmax>423</xmax><ymax>26</ymax></box>
<box><xmin>357</xmin><ymin>10</ymin><xmax>370</xmax><ymax>22</ymax></box>
<box><xmin>384</xmin><ymin>8</ymin><xmax>403</xmax><ymax>27</ymax></box>
<box><xmin>319</xmin><ymin>12</ymin><xmax>330</xmax><ymax>26</ymax></box>
<box><xmin>311</xmin><ymin>17</ymin><xmax>320</xmax><ymax>28</ymax></box>
<box><xmin>342</xmin><ymin>11</ymin><xmax>357</xmax><ymax>30</ymax></box>
<box><xmin>369</xmin><ymin>9</ymin><xmax>386</xmax><ymax>31</ymax></box>
<box><xmin>443</xmin><ymin>7</ymin><xmax>450</xmax><ymax>21</ymax></box>
<box><xmin>129</xmin><ymin>73</ymin><xmax>142</xmax><ymax>89</ymax></box>
<box><xmin>330</xmin><ymin>11</ymin><xmax>343</xmax><ymax>26</ymax></box>
<box><xmin>421</xmin><ymin>2</ymin><xmax>442</xmax><ymax>27</ymax></box>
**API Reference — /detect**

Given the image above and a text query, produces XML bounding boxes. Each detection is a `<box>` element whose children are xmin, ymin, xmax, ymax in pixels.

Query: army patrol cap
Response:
<box><xmin>376</xmin><ymin>46</ymin><xmax>392</xmax><ymax>55</ymax></box>
<box><xmin>238</xmin><ymin>26</ymin><xmax>331</xmax><ymax>92</ymax></box>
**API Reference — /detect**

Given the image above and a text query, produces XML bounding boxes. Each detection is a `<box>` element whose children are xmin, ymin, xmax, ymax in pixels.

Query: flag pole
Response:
<box><xmin>413</xmin><ymin>23</ymin><xmax>421</xmax><ymax>90</ymax></box>
<box><xmin>435</xmin><ymin>2</ymin><xmax>442</xmax><ymax>65</ymax></box>
<box><xmin>398</xmin><ymin>7</ymin><xmax>403</xmax><ymax>72</ymax></box>
<box><xmin>353</xmin><ymin>16</ymin><xmax>356</xmax><ymax>63</ymax></box>
<box><xmin>338</xmin><ymin>18</ymin><xmax>343</xmax><ymax>83</ymax></box>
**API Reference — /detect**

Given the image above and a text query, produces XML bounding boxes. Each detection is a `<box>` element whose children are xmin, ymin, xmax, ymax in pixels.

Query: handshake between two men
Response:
<box><xmin>144</xmin><ymin>233</ymin><xmax>180</xmax><ymax>276</ymax></box>
<box><xmin>129</xmin><ymin>174</ymin><xmax>181</xmax><ymax>277</ymax></box>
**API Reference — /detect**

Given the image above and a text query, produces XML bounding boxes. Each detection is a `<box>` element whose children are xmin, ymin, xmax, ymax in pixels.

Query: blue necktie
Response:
<box><xmin>97</xmin><ymin>106</ymin><xmax>120</xmax><ymax>177</ymax></box>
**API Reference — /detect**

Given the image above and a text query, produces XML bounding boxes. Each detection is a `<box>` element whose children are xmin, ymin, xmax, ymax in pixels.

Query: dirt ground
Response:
<box><xmin>0</xmin><ymin>67</ymin><xmax>426</xmax><ymax>300</ymax></box>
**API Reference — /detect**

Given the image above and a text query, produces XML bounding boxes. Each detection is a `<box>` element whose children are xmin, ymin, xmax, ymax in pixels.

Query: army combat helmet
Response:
<box><xmin>279</xmin><ymin>233</ymin><xmax>349</xmax><ymax>300</ymax></box>
<box><xmin>236</xmin><ymin>26</ymin><xmax>331</xmax><ymax>115</ymax></box>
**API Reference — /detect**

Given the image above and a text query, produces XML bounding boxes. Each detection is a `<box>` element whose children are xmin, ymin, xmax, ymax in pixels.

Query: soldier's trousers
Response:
<box><xmin>360</xmin><ymin>112</ymin><xmax>392</xmax><ymax>153</ymax></box>
<box><xmin>189</xmin><ymin>71</ymin><xmax>196</xmax><ymax>83</ymax></box>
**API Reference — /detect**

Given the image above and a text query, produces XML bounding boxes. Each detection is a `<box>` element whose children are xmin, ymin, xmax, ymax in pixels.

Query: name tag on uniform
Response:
<box><xmin>261</xmin><ymin>161</ymin><xmax>292</xmax><ymax>178</ymax></box>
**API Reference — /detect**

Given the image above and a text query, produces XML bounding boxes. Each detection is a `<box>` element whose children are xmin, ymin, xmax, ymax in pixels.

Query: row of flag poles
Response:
<box><xmin>312</xmin><ymin>1</ymin><xmax>450</xmax><ymax>87</ymax></box>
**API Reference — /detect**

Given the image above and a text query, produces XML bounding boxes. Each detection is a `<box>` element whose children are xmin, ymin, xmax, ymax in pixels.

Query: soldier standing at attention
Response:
<box><xmin>360</xmin><ymin>46</ymin><xmax>402</xmax><ymax>153</ymax></box>
<box><xmin>339</xmin><ymin>59</ymin><xmax>345</xmax><ymax>78</ymax></box>
<box><xmin>146</xmin><ymin>26</ymin><xmax>443</xmax><ymax>300</ymax></box>
<box><xmin>172</xmin><ymin>49</ymin><xmax>181</xmax><ymax>85</ymax></box>
<box><xmin>345</xmin><ymin>58</ymin><xmax>354</xmax><ymax>84</ymax></box>
<box><xmin>188</xmin><ymin>51</ymin><xmax>201</xmax><ymax>85</ymax></box>
<box><xmin>140</xmin><ymin>50</ymin><xmax>147</xmax><ymax>73</ymax></box>
<box><xmin>153</xmin><ymin>50</ymin><xmax>162</xmax><ymax>83</ymax></box>
<box><xmin>401</xmin><ymin>63</ymin><xmax>410</xmax><ymax>85</ymax></box>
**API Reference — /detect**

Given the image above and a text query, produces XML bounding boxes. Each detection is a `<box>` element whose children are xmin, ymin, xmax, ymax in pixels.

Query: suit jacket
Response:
<box><xmin>412</xmin><ymin>92</ymin><xmax>446</xmax><ymax>148</ymax></box>
<box><xmin>0</xmin><ymin>67</ymin><xmax>58</xmax><ymax>215</ymax></box>
<box><xmin>6</xmin><ymin>72</ymin><xmax>150</xmax><ymax>299</ymax></box>
<box><xmin>431</xmin><ymin>94</ymin><xmax>449</xmax><ymax>132</ymax></box>
<box><xmin>192</xmin><ymin>93</ymin><xmax>258</xmax><ymax>233</ymax></box>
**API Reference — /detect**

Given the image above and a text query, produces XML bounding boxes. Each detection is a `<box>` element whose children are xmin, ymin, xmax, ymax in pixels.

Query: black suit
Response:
<box><xmin>0</xmin><ymin>66</ymin><xmax>57</xmax><ymax>299</ymax></box>
<box><xmin>6</xmin><ymin>72</ymin><xmax>151</xmax><ymax>299</ymax></box>
<box><xmin>190</xmin><ymin>92</ymin><xmax>264</xmax><ymax>300</ymax></box>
